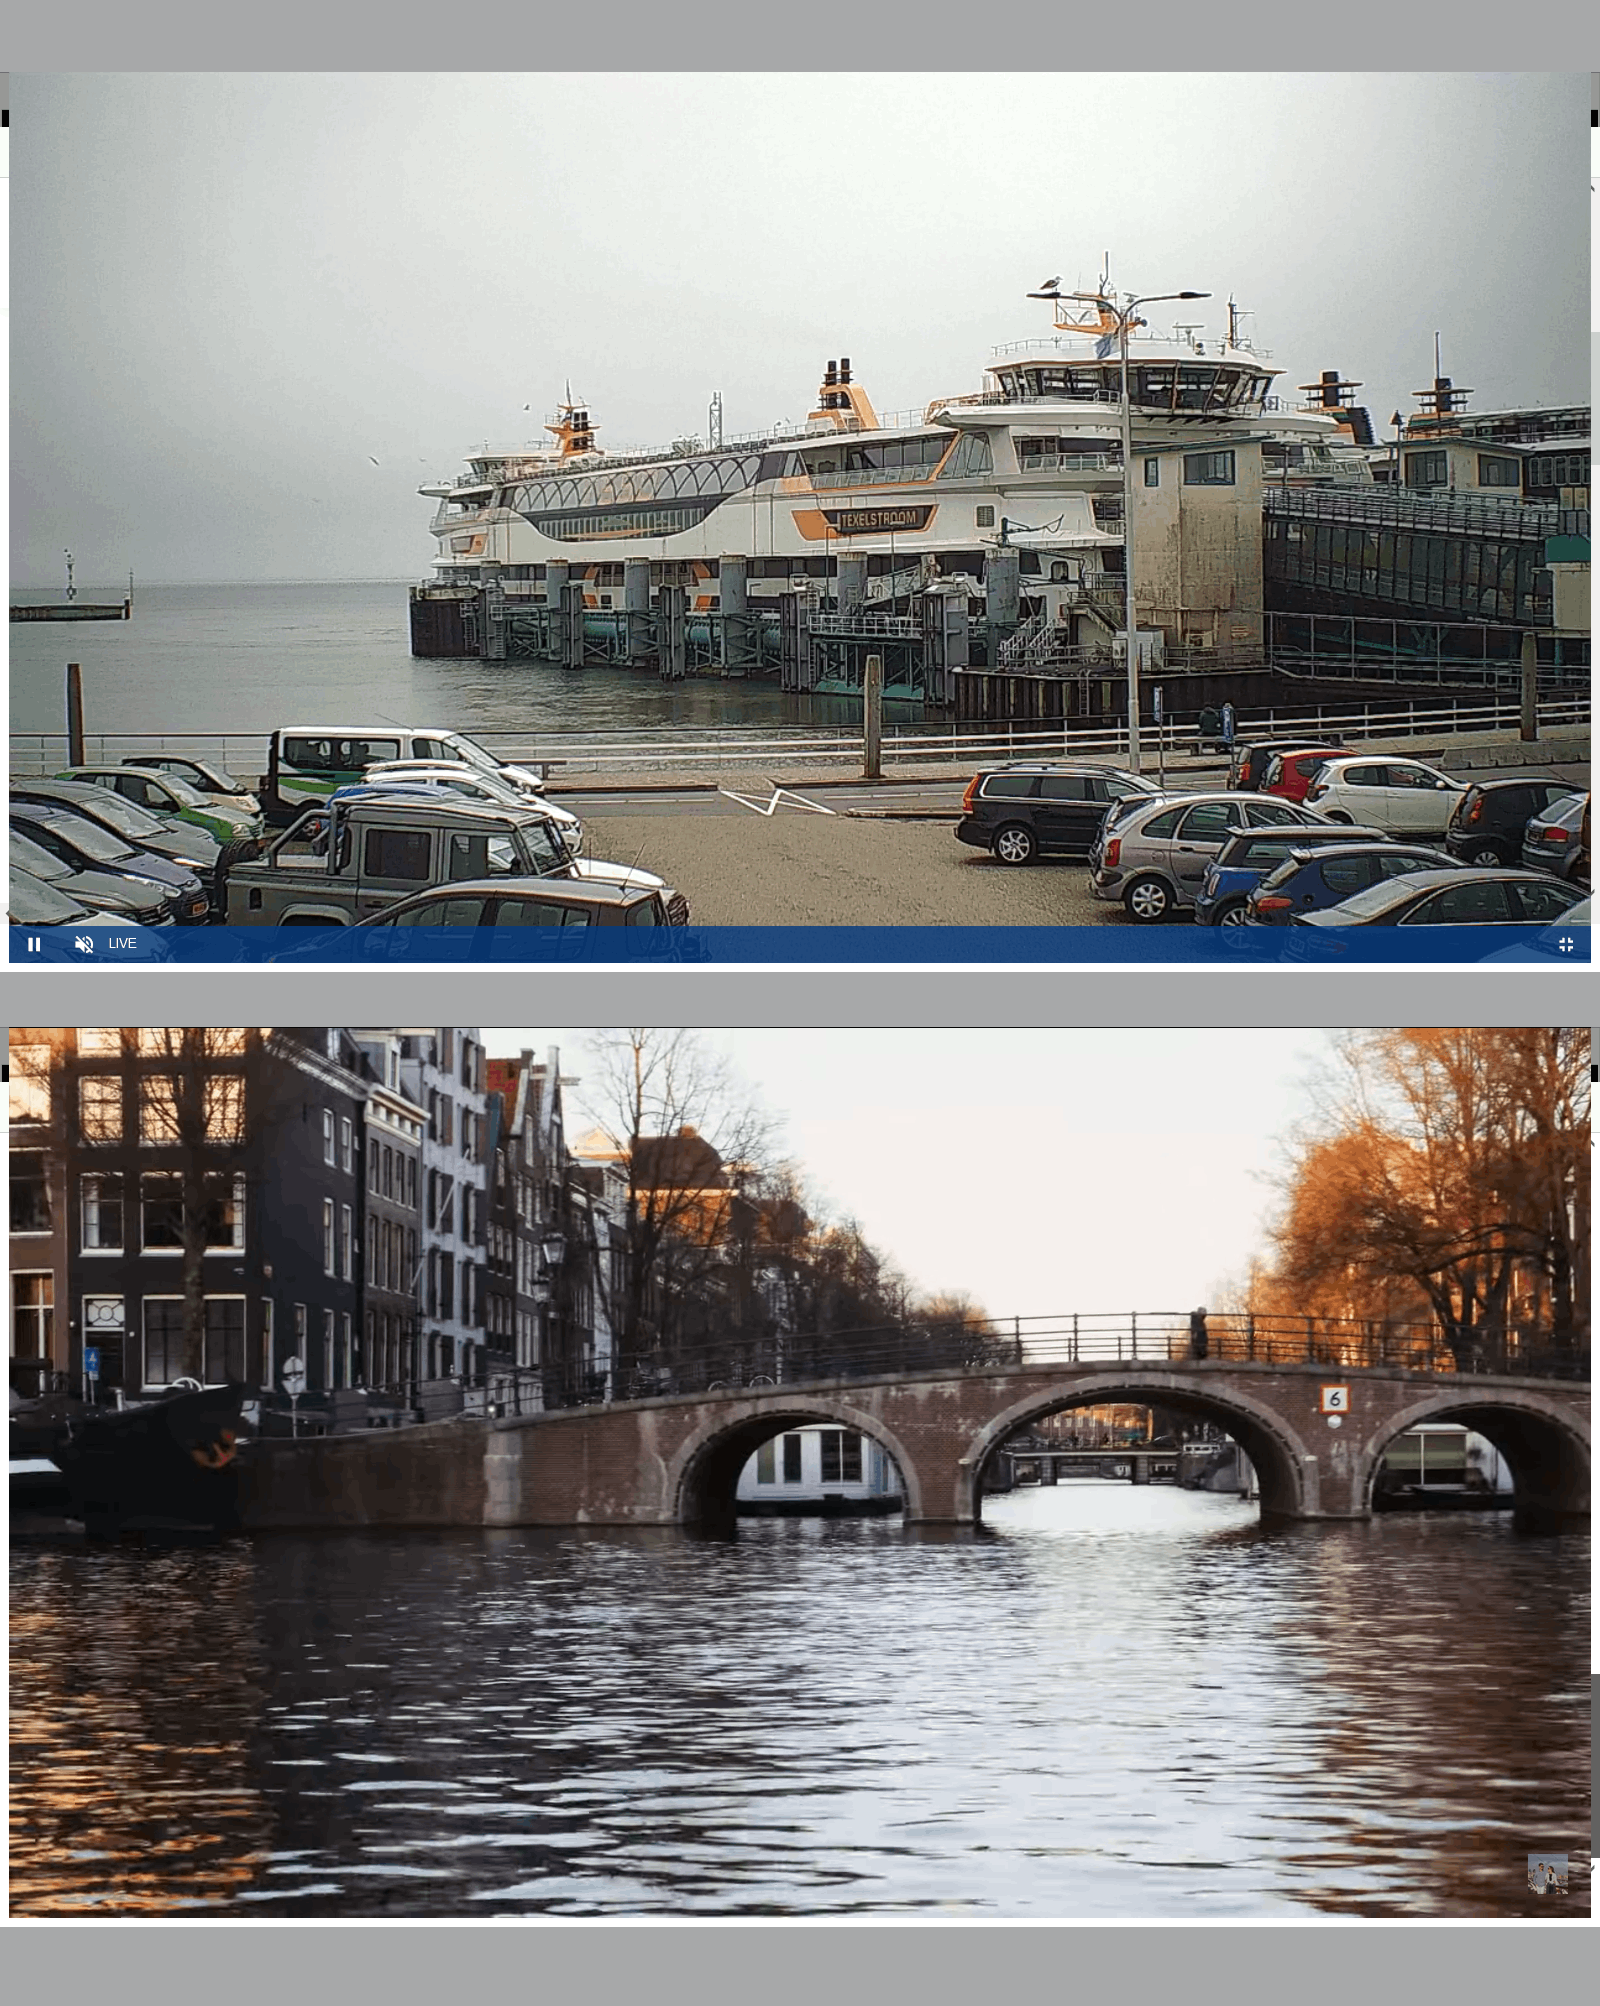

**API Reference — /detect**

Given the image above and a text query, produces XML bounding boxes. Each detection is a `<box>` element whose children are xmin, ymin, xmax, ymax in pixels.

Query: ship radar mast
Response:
<box><xmin>545</xmin><ymin>384</ymin><xmax>598</xmax><ymax>459</ymax></box>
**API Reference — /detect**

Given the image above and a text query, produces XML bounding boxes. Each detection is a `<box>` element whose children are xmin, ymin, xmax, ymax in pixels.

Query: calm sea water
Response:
<box><xmin>9</xmin><ymin>581</ymin><xmax>877</xmax><ymax>748</ymax></box>
<box><xmin>9</xmin><ymin>1488</ymin><xmax>1589</xmax><ymax>1919</ymax></box>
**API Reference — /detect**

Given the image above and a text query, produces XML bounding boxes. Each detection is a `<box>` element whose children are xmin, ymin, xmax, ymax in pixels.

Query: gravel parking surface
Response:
<box><xmin>583</xmin><ymin>810</ymin><xmax>1119</xmax><ymax>927</ymax></box>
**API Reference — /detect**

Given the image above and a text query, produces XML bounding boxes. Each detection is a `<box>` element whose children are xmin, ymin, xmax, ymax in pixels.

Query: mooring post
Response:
<box><xmin>863</xmin><ymin>651</ymin><xmax>884</xmax><ymax>778</ymax></box>
<box><xmin>66</xmin><ymin>662</ymin><xmax>85</xmax><ymax>767</ymax></box>
<box><xmin>1520</xmin><ymin>630</ymin><xmax>1539</xmax><ymax>742</ymax></box>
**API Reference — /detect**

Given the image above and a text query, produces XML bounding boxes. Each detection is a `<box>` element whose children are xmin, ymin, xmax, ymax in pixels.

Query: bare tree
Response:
<box><xmin>577</xmin><ymin>1030</ymin><xmax>778</xmax><ymax>1379</ymax></box>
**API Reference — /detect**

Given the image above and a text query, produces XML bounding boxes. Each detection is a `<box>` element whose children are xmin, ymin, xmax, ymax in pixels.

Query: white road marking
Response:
<box><xmin>717</xmin><ymin>784</ymin><xmax>837</xmax><ymax>817</ymax></box>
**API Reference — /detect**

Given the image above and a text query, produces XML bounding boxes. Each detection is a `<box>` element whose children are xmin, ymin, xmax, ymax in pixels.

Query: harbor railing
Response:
<box><xmin>11</xmin><ymin>694</ymin><xmax>1587</xmax><ymax>783</ymax></box>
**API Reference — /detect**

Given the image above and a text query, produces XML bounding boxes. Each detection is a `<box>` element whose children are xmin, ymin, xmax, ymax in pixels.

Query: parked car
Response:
<box><xmin>955</xmin><ymin>763</ymin><xmax>1162</xmax><ymax>864</ymax></box>
<box><xmin>1192</xmin><ymin>824</ymin><xmax>1393</xmax><ymax>927</ymax></box>
<box><xmin>1478</xmin><ymin>894</ymin><xmax>1590</xmax><ymax>961</ymax></box>
<box><xmin>10</xmin><ymin>802</ymin><xmax>211</xmax><ymax>922</ymax></box>
<box><xmin>55</xmin><ymin>764</ymin><xmax>262</xmax><ymax>844</ymax></box>
<box><xmin>1519</xmin><ymin>790</ymin><xmax>1589</xmax><ymax>884</ymax></box>
<box><xmin>12</xmin><ymin>776</ymin><xmax>223</xmax><ymax>874</ymax></box>
<box><xmin>1088</xmin><ymin>793</ymin><xmax>1333</xmax><ymax>921</ymax></box>
<box><xmin>121</xmin><ymin>753</ymin><xmax>262</xmax><ymax>817</ymax></box>
<box><xmin>1245</xmin><ymin>844</ymin><xmax>1469</xmax><ymax>925</ymax></box>
<box><xmin>10</xmin><ymin>863</ymin><xmax>168</xmax><ymax>934</ymax></box>
<box><xmin>1443</xmin><ymin>778</ymin><xmax>1583</xmax><ymax>867</ymax></box>
<box><xmin>1302</xmin><ymin>756</ymin><xmax>1468</xmax><ymax>834</ymax></box>
<box><xmin>262</xmin><ymin>726</ymin><xmax>550</xmax><ymax>825</ymax></box>
<box><xmin>1291</xmin><ymin>868</ymin><xmax>1585</xmax><ymax>929</ymax></box>
<box><xmin>1231</xmin><ymin>738</ymin><xmax>1335</xmax><ymax>791</ymax></box>
<box><xmin>9</xmin><ymin>825</ymin><xmax>177</xmax><ymax>927</ymax></box>
<box><xmin>357</xmin><ymin>877</ymin><xmax>686</xmax><ymax>931</ymax></box>
<box><xmin>350</xmin><ymin>764</ymin><xmax>582</xmax><ymax>854</ymax></box>
<box><xmin>1259</xmin><ymin>747</ymin><xmax>1350</xmax><ymax>805</ymax></box>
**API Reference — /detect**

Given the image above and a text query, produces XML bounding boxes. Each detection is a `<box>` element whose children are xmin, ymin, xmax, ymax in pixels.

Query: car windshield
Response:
<box><xmin>19</xmin><ymin>811</ymin><xmax>136</xmax><ymax>864</ymax></box>
<box><xmin>11</xmin><ymin>867</ymin><xmax>83</xmax><ymax>924</ymax></box>
<box><xmin>198</xmin><ymin>763</ymin><xmax>245</xmax><ymax>791</ymax></box>
<box><xmin>147</xmin><ymin>771</ymin><xmax>210</xmax><ymax>807</ymax></box>
<box><xmin>58</xmin><ymin>787</ymin><xmax>168</xmax><ymax>840</ymax></box>
<box><xmin>444</xmin><ymin>734</ymin><xmax>501</xmax><ymax>776</ymax></box>
<box><xmin>515</xmin><ymin>822</ymin><xmax>567</xmax><ymax>874</ymax></box>
<box><xmin>9</xmin><ymin>830</ymin><xmax>71</xmax><ymax>881</ymax></box>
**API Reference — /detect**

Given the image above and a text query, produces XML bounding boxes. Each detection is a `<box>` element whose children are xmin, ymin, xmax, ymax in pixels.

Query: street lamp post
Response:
<box><xmin>1045</xmin><ymin>284</ymin><xmax>1210</xmax><ymax>772</ymax></box>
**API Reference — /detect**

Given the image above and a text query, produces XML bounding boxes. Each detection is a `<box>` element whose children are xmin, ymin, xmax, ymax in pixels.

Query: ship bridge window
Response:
<box><xmin>1175</xmin><ymin>366</ymin><xmax>1221</xmax><ymax>411</ymax></box>
<box><xmin>1477</xmin><ymin>454</ymin><xmax>1522</xmax><ymax>488</ymax></box>
<box><xmin>937</xmin><ymin>432</ymin><xmax>994</xmax><ymax>478</ymax></box>
<box><xmin>1133</xmin><ymin>368</ymin><xmax>1175</xmax><ymax>408</ymax></box>
<box><xmin>1404</xmin><ymin>450</ymin><xmax>1449</xmax><ymax>490</ymax></box>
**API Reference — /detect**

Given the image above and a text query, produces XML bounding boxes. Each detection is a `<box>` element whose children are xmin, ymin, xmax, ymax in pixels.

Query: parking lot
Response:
<box><xmin>580</xmin><ymin>806</ymin><xmax>1128</xmax><ymax>927</ymax></box>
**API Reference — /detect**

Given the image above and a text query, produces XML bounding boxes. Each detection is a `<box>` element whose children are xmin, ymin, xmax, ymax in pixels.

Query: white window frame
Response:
<box><xmin>323</xmin><ymin>1197</ymin><xmax>336</xmax><ymax>1275</ymax></box>
<box><xmin>81</xmin><ymin>1172</ymin><xmax>125</xmax><ymax>1253</ymax></box>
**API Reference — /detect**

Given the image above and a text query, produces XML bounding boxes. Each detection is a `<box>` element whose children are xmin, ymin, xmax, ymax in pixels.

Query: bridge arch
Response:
<box><xmin>1356</xmin><ymin>1386</ymin><xmax>1590</xmax><ymax>1528</ymax></box>
<box><xmin>956</xmin><ymin>1373</ymin><xmax>1320</xmax><ymax>1524</ymax></box>
<box><xmin>667</xmin><ymin>1396</ymin><xmax>923</xmax><ymax>1535</ymax></box>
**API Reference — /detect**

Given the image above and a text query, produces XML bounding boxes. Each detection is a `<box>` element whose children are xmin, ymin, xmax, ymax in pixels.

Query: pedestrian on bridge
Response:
<box><xmin>1190</xmin><ymin>1307</ymin><xmax>1209</xmax><ymax>1361</ymax></box>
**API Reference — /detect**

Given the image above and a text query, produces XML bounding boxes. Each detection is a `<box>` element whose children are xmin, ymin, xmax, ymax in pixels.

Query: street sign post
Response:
<box><xmin>282</xmin><ymin>1355</ymin><xmax>307</xmax><ymax>1435</ymax></box>
<box><xmin>83</xmin><ymin>1347</ymin><xmax>100</xmax><ymax>1402</ymax></box>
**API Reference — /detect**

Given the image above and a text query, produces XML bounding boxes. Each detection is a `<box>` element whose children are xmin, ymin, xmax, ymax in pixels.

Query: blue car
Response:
<box><xmin>1193</xmin><ymin>825</ymin><xmax>1393</xmax><ymax>926</ymax></box>
<box><xmin>1246</xmin><ymin>843</ymin><xmax>1465</xmax><ymax>925</ymax></box>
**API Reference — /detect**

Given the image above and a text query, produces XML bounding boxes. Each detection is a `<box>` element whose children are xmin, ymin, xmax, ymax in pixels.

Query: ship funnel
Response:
<box><xmin>840</xmin><ymin>356</ymin><xmax>852</xmax><ymax>383</ymax></box>
<box><xmin>824</xmin><ymin>360</ymin><xmax>838</xmax><ymax>385</ymax></box>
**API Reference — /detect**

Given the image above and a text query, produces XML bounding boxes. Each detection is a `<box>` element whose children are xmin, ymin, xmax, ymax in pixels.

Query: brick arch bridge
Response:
<box><xmin>241</xmin><ymin>1360</ymin><xmax>1591</xmax><ymax>1536</ymax></box>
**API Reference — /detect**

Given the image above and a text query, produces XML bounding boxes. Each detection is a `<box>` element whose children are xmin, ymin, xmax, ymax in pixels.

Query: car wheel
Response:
<box><xmin>1215</xmin><ymin>900</ymin><xmax>1249</xmax><ymax>927</ymax></box>
<box><xmin>992</xmin><ymin>824</ymin><xmax>1038</xmax><ymax>867</ymax></box>
<box><xmin>1124</xmin><ymin>875</ymin><xmax>1174</xmax><ymax>923</ymax></box>
<box><xmin>1467</xmin><ymin>843</ymin><xmax>1504</xmax><ymax>867</ymax></box>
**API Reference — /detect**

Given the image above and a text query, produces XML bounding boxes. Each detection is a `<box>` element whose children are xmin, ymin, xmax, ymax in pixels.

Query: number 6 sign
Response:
<box><xmin>1320</xmin><ymin>1385</ymin><xmax>1350</xmax><ymax>1413</ymax></box>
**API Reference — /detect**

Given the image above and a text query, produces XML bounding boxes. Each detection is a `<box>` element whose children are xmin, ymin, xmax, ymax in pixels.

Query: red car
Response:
<box><xmin>1260</xmin><ymin>747</ymin><xmax>1351</xmax><ymax>805</ymax></box>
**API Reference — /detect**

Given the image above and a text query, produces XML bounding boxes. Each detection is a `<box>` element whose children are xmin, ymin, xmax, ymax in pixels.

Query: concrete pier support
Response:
<box><xmin>625</xmin><ymin>558</ymin><xmax>652</xmax><ymax>664</ymax></box>
<box><xmin>544</xmin><ymin>560</ymin><xmax>570</xmax><ymax>609</ymax></box>
<box><xmin>838</xmin><ymin>554</ymin><xmax>868</xmax><ymax>612</ymax></box>
<box><xmin>718</xmin><ymin>554</ymin><xmax>748</xmax><ymax>673</ymax></box>
<box><xmin>987</xmin><ymin>545</ymin><xmax>1021</xmax><ymax>637</ymax></box>
<box><xmin>480</xmin><ymin>564</ymin><xmax>506</xmax><ymax>661</ymax></box>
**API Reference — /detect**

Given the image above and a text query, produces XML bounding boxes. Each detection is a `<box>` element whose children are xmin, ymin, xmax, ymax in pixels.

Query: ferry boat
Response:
<box><xmin>420</xmin><ymin>284</ymin><xmax>1374</xmax><ymax>649</ymax></box>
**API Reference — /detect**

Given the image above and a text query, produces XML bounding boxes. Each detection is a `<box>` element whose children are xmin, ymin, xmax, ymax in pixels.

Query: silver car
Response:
<box><xmin>1089</xmin><ymin>791</ymin><xmax>1334</xmax><ymax>922</ymax></box>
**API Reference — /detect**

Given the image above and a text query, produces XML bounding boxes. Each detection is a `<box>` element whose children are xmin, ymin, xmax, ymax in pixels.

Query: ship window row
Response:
<box><xmin>511</xmin><ymin>451</ymin><xmax>774</xmax><ymax>514</ymax></box>
<box><xmin>996</xmin><ymin>364</ymin><xmax>1272</xmax><ymax>410</ymax></box>
<box><xmin>1526</xmin><ymin>454</ymin><xmax>1588</xmax><ymax>488</ymax></box>
<box><xmin>528</xmin><ymin>504</ymin><xmax>717</xmax><ymax>541</ymax></box>
<box><xmin>804</xmin><ymin>434</ymin><xmax>951</xmax><ymax>477</ymax></box>
<box><xmin>938</xmin><ymin>431</ymin><xmax>995</xmax><ymax>478</ymax></box>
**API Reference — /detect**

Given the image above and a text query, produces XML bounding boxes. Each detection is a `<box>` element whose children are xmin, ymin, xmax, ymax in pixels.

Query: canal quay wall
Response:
<box><xmin>238</xmin><ymin>1363</ymin><xmax>1590</xmax><ymax>1536</ymax></box>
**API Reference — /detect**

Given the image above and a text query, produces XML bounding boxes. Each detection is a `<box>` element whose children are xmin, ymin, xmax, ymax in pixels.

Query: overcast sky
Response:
<box><xmin>11</xmin><ymin>72</ymin><xmax>1588</xmax><ymax>586</ymax></box>
<box><xmin>484</xmin><ymin>1027</ymin><xmax>1330</xmax><ymax>1318</ymax></box>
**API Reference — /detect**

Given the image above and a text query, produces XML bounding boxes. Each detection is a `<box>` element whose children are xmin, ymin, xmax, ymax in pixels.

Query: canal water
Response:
<box><xmin>9</xmin><ymin>1487</ymin><xmax>1588</xmax><ymax>1919</ymax></box>
<box><xmin>9</xmin><ymin>581</ymin><xmax>882</xmax><ymax>743</ymax></box>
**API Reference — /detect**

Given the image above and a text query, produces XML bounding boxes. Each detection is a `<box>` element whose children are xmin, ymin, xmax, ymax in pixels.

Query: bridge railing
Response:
<box><xmin>524</xmin><ymin>1312</ymin><xmax>1587</xmax><ymax>1409</ymax></box>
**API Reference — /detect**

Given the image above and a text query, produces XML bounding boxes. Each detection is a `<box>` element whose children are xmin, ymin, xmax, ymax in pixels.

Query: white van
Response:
<box><xmin>263</xmin><ymin>727</ymin><xmax>548</xmax><ymax>826</ymax></box>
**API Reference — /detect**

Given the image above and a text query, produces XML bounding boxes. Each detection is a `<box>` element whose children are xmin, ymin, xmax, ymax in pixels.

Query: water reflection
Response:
<box><xmin>9</xmin><ymin>1492</ymin><xmax>1588</xmax><ymax>1918</ymax></box>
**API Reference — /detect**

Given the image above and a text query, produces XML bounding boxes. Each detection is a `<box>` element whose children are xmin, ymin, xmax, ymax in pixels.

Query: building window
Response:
<box><xmin>439</xmin><ymin>1253</ymin><xmax>455</xmax><ymax>1322</ymax></box>
<box><xmin>975</xmin><ymin>505</ymin><xmax>995</xmax><ymax>528</ymax></box>
<box><xmin>323</xmin><ymin>1309</ymin><xmax>336</xmax><ymax>1389</ymax></box>
<box><xmin>756</xmin><ymin>1439</ymin><xmax>776</xmax><ymax>1484</ymax></box>
<box><xmin>142</xmin><ymin>1298</ymin><xmax>185</xmax><ymax>1385</ymax></box>
<box><xmin>323</xmin><ymin>1108</ymin><xmax>336</xmax><ymax>1165</ymax></box>
<box><xmin>261</xmin><ymin>1299</ymin><xmax>275</xmax><ymax>1389</ymax></box>
<box><xmin>10</xmin><ymin>1045</ymin><xmax>52</xmax><ymax>1124</ymax></box>
<box><xmin>1477</xmin><ymin>454</ymin><xmax>1521</xmax><ymax>487</ymax></box>
<box><xmin>77</xmin><ymin>1029</ymin><xmax>122</xmax><ymax>1055</ymax></box>
<box><xmin>342</xmin><ymin>1312</ymin><xmax>354</xmax><ymax>1388</ymax></box>
<box><xmin>819</xmin><ymin>1430</ymin><xmax>863</xmax><ymax>1483</ymax></box>
<box><xmin>340</xmin><ymin>1117</ymin><xmax>353</xmax><ymax>1173</ymax></box>
<box><xmin>13</xmin><ymin>1274</ymin><xmax>54</xmax><ymax>1361</ymax></box>
<box><xmin>204</xmin><ymin>1298</ymin><xmax>247</xmax><ymax>1384</ymax></box>
<box><xmin>79</xmin><ymin>1075</ymin><xmax>124</xmax><ymax>1141</ymax></box>
<box><xmin>1144</xmin><ymin>457</ymin><xmax>1160</xmax><ymax>486</ymax></box>
<box><xmin>782</xmin><ymin>1433</ymin><xmax>803</xmax><ymax>1483</ymax></box>
<box><xmin>138</xmin><ymin>1072</ymin><xmax>243</xmax><ymax>1143</ymax></box>
<box><xmin>81</xmin><ymin>1173</ymin><xmax>124</xmax><ymax>1251</ymax></box>
<box><xmin>208</xmin><ymin>1175</ymin><xmax>246</xmax><ymax>1251</ymax></box>
<box><xmin>1404</xmin><ymin>450</ymin><xmax>1448</xmax><ymax>489</ymax></box>
<box><xmin>369</xmin><ymin>1138</ymin><xmax>379</xmax><ymax>1190</ymax></box>
<box><xmin>1182</xmin><ymin>449</ymin><xmax>1236</xmax><ymax>486</ymax></box>
<box><xmin>323</xmin><ymin>1198</ymin><xmax>336</xmax><ymax>1275</ymax></box>
<box><xmin>340</xmin><ymin>1204</ymin><xmax>354</xmax><ymax>1281</ymax></box>
<box><xmin>141</xmin><ymin>1173</ymin><xmax>184</xmax><ymax>1249</ymax></box>
<box><xmin>294</xmin><ymin>1303</ymin><xmax>307</xmax><ymax>1361</ymax></box>
<box><xmin>11</xmin><ymin>1153</ymin><xmax>51</xmax><ymax>1233</ymax></box>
